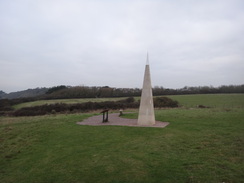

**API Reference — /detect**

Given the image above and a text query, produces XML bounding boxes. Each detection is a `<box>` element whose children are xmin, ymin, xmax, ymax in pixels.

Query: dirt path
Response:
<box><xmin>77</xmin><ymin>113</ymin><xmax>169</xmax><ymax>128</ymax></box>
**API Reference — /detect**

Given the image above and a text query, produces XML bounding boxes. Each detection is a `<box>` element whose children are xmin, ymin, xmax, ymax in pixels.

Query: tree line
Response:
<box><xmin>1</xmin><ymin>84</ymin><xmax>243</xmax><ymax>100</ymax></box>
<box><xmin>43</xmin><ymin>84</ymin><xmax>244</xmax><ymax>99</ymax></box>
<box><xmin>153</xmin><ymin>85</ymin><xmax>244</xmax><ymax>95</ymax></box>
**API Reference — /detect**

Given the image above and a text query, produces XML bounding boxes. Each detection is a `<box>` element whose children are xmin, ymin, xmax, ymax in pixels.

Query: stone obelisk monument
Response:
<box><xmin>138</xmin><ymin>54</ymin><xmax>155</xmax><ymax>125</ymax></box>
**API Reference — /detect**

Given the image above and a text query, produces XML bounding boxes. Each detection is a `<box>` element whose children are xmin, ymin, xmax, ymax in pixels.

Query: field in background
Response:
<box><xmin>168</xmin><ymin>94</ymin><xmax>244</xmax><ymax>108</ymax></box>
<box><xmin>13</xmin><ymin>94</ymin><xmax>244</xmax><ymax>109</ymax></box>
<box><xmin>1</xmin><ymin>94</ymin><xmax>244</xmax><ymax>183</ymax></box>
<box><xmin>13</xmin><ymin>97</ymin><xmax>127</xmax><ymax>110</ymax></box>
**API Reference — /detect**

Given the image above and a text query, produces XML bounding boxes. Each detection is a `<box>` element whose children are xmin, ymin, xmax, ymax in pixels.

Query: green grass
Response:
<box><xmin>13</xmin><ymin>94</ymin><xmax>244</xmax><ymax>110</ymax></box>
<box><xmin>1</xmin><ymin>94</ymin><xmax>244</xmax><ymax>182</ymax></box>
<box><xmin>167</xmin><ymin>94</ymin><xmax>244</xmax><ymax>108</ymax></box>
<box><xmin>13</xmin><ymin>97</ymin><xmax>128</xmax><ymax>109</ymax></box>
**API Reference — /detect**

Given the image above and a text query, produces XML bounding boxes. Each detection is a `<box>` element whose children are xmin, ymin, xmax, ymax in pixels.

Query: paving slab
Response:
<box><xmin>77</xmin><ymin>113</ymin><xmax>169</xmax><ymax>128</ymax></box>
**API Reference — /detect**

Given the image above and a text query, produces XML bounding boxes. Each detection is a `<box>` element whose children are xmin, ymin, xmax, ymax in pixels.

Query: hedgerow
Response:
<box><xmin>10</xmin><ymin>97</ymin><xmax>178</xmax><ymax>116</ymax></box>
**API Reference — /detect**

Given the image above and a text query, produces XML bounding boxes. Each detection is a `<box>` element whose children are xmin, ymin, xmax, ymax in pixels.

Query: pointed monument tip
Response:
<box><xmin>146</xmin><ymin>52</ymin><xmax>149</xmax><ymax>65</ymax></box>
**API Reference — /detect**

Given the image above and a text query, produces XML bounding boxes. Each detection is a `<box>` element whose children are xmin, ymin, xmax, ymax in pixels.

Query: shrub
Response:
<box><xmin>153</xmin><ymin>97</ymin><xmax>178</xmax><ymax>108</ymax></box>
<box><xmin>0</xmin><ymin>99</ymin><xmax>13</xmax><ymax>111</ymax></box>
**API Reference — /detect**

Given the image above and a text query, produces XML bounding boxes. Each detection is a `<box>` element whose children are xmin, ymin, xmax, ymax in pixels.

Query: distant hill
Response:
<box><xmin>0</xmin><ymin>90</ymin><xmax>7</xmax><ymax>98</ymax></box>
<box><xmin>0</xmin><ymin>88</ymin><xmax>48</xmax><ymax>99</ymax></box>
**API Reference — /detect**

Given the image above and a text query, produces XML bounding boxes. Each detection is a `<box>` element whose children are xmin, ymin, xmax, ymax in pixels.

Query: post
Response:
<box><xmin>101</xmin><ymin>110</ymin><xmax>109</xmax><ymax>122</ymax></box>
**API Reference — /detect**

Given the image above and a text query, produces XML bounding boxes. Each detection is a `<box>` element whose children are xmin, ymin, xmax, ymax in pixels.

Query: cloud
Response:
<box><xmin>0</xmin><ymin>0</ymin><xmax>244</xmax><ymax>92</ymax></box>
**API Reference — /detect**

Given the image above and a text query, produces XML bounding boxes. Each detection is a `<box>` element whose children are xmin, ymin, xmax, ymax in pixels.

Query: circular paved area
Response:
<box><xmin>77</xmin><ymin>113</ymin><xmax>169</xmax><ymax>128</ymax></box>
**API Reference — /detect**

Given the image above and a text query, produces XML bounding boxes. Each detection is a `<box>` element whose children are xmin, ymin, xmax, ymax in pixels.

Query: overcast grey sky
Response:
<box><xmin>0</xmin><ymin>0</ymin><xmax>243</xmax><ymax>93</ymax></box>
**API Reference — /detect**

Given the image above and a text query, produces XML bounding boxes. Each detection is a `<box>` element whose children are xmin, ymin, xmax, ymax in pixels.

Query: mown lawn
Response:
<box><xmin>1</xmin><ymin>94</ymin><xmax>244</xmax><ymax>183</ymax></box>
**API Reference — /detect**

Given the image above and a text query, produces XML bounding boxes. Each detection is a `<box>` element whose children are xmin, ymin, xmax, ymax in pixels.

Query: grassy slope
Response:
<box><xmin>13</xmin><ymin>94</ymin><xmax>244</xmax><ymax>110</ymax></box>
<box><xmin>1</xmin><ymin>94</ymin><xmax>244</xmax><ymax>183</ymax></box>
<box><xmin>13</xmin><ymin>97</ymin><xmax>129</xmax><ymax>110</ymax></box>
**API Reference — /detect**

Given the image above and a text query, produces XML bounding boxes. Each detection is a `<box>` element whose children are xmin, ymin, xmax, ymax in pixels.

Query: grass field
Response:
<box><xmin>167</xmin><ymin>94</ymin><xmax>244</xmax><ymax>108</ymax></box>
<box><xmin>13</xmin><ymin>94</ymin><xmax>244</xmax><ymax>110</ymax></box>
<box><xmin>13</xmin><ymin>97</ymin><xmax>128</xmax><ymax>110</ymax></box>
<box><xmin>1</xmin><ymin>94</ymin><xmax>244</xmax><ymax>183</ymax></box>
